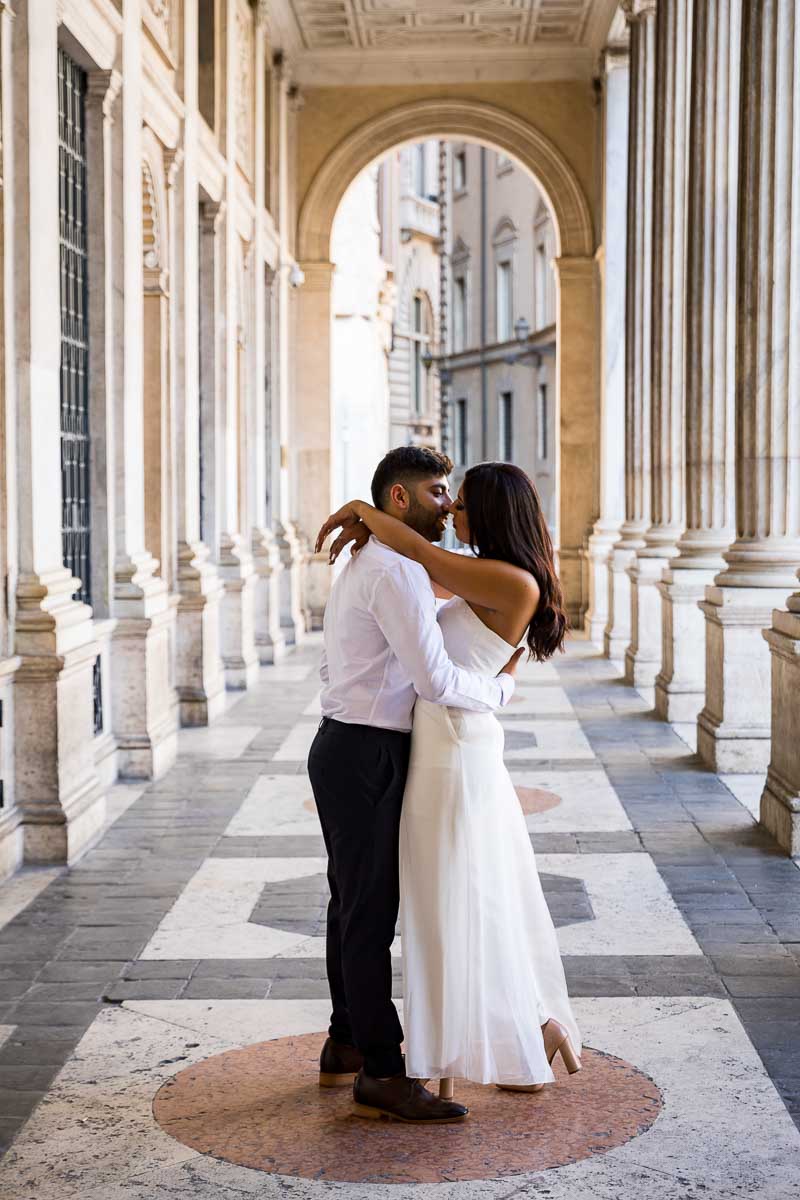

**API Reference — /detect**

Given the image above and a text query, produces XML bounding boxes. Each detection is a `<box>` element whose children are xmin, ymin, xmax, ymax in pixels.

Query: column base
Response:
<box><xmin>624</xmin><ymin>554</ymin><xmax>666</xmax><ymax>688</ymax></box>
<box><xmin>111</xmin><ymin>553</ymin><xmax>179</xmax><ymax>780</ymax></box>
<box><xmin>0</xmin><ymin>656</ymin><xmax>22</xmax><ymax>880</ymax></box>
<box><xmin>219</xmin><ymin>534</ymin><xmax>259</xmax><ymax>690</ymax></box>
<box><xmin>654</xmin><ymin>566</ymin><xmax>714</xmax><ymax>723</ymax></box>
<box><xmin>93</xmin><ymin>618</ymin><xmax>119</xmax><ymax>789</ymax></box>
<box><xmin>760</xmin><ymin>609</ymin><xmax>800</xmax><ymax>855</ymax></box>
<box><xmin>583</xmin><ymin>521</ymin><xmax>621</xmax><ymax>646</ymax></box>
<box><xmin>304</xmin><ymin>549</ymin><xmax>332</xmax><ymax>632</ymax></box>
<box><xmin>175</xmin><ymin>541</ymin><xmax>227</xmax><ymax>726</ymax></box>
<box><xmin>14</xmin><ymin>569</ymin><xmax>106</xmax><ymax>865</ymax></box>
<box><xmin>696</xmin><ymin>583</ymin><xmax>788</xmax><ymax>774</ymax></box>
<box><xmin>604</xmin><ymin>545</ymin><xmax>635</xmax><ymax>661</ymax></box>
<box><xmin>276</xmin><ymin>521</ymin><xmax>307</xmax><ymax>646</ymax></box>
<box><xmin>252</xmin><ymin>527</ymin><xmax>287</xmax><ymax>665</ymax></box>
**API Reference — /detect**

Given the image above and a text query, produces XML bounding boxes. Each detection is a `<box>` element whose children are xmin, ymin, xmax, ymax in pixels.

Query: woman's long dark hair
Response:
<box><xmin>463</xmin><ymin>462</ymin><xmax>567</xmax><ymax>661</ymax></box>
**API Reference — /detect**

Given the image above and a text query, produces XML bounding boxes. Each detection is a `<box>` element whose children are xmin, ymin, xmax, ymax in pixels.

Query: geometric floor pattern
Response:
<box><xmin>1</xmin><ymin>635</ymin><xmax>800</xmax><ymax>1198</ymax></box>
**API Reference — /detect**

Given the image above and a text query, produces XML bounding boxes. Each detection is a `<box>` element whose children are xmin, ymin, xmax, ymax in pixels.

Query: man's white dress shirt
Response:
<box><xmin>319</xmin><ymin>536</ymin><xmax>513</xmax><ymax>733</ymax></box>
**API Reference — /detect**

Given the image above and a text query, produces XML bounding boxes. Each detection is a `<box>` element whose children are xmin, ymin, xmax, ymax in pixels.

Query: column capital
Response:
<box><xmin>622</xmin><ymin>0</ymin><xmax>657</xmax><ymax>22</ymax></box>
<box><xmin>553</xmin><ymin>255</ymin><xmax>595</xmax><ymax>282</ymax></box>
<box><xmin>297</xmin><ymin>260</ymin><xmax>334</xmax><ymax>291</ymax></box>
<box><xmin>164</xmin><ymin>143</ymin><xmax>184</xmax><ymax>189</ymax></box>
<box><xmin>199</xmin><ymin>198</ymin><xmax>226</xmax><ymax>233</ymax></box>
<box><xmin>86</xmin><ymin>69</ymin><xmax>122</xmax><ymax>121</ymax></box>
<box><xmin>602</xmin><ymin>45</ymin><xmax>630</xmax><ymax>75</ymax></box>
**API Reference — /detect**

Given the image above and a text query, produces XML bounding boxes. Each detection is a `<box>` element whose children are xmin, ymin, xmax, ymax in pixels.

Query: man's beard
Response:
<box><xmin>406</xmin><ymin>495</ymin><xmax>446</xmax><ymax>542</ymax></box>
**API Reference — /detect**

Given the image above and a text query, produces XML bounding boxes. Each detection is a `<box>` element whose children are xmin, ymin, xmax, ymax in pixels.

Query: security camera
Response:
<box><xmin>288</xmin><ymin>262</ymin><xmax>305</xmax><ymax>289</ymax></box>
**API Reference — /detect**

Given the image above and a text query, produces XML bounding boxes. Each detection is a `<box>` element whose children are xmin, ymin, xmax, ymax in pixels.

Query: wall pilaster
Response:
<box><xmin>554</xmin><ymin>254</ymin><xmax>599</xmax><ymax>630</ymax></box>
<box><xmin>655</xmin><ymin>0</ymin><xmax>740</xmax><ymax>723</ymax></box>
<box><xmin>293</xmin><ymin>259</ymin><xmax>335</xmax><ymax>630</ymax></box>
<box><xmin>10</xmin><ymin>0</ymin><xmax>104</xmax><ymax>861</ymax></box>
<box><xmin>110</xmin><ymin>0</ymin><xmax>178</xmax><ymax>778</ymax></box>
<box><xmin>699</xmin><ymin>0</ymin><xmax>800</xmax><ymax>775</ymax></box>
<box><xmin>218</xmin><ymin>0</ymin><xmax>258</xmax><ymax>689</ymax></box>
<box><xmin>172</xmin><ymin>4</ymin><xmax>225</xmax><ymax>725</ymax></box>
<box><xmin>250</xmin><ymin>14</ymin><xmax>286</xmax><ymax>665</ymax></box>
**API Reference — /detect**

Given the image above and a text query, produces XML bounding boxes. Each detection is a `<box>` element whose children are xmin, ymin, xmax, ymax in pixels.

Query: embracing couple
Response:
<box><xmin>308</xmin><ymin>446</ymin><xmax>580</xmax><ymax>1124</ymax></box>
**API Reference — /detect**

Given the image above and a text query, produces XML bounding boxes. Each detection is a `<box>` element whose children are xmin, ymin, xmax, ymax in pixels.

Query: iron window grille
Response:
<box><xmin>58</xmin><ymin>49</ymin><xmax>102</xmax><ymax>736</ymax></box>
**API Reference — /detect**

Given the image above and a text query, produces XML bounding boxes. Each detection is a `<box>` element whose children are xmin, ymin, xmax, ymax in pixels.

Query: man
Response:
<box><xmin>308</xmin><ymin>446</ymin><xmax>521</xmax><ymax>1123</ymax></box>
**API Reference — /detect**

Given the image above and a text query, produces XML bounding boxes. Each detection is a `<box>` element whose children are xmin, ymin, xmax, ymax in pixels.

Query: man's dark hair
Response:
<box><xmin>370</xmin><ymin>446</ymin><xmax>454</xmax><ymax>510</ymax></box>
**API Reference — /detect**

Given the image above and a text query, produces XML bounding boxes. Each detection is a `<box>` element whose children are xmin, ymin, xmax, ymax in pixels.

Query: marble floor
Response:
<box><xmin>1</xmin><ymin>635</ymin><xmax>800</xmax><ymax>1198</ymax></box>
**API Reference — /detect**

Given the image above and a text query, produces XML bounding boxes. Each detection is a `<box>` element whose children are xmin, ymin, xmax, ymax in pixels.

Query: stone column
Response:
<box><xmin>698</xmin><ymin>0</ymin><xmax>800</xmax><ymax>775</ymax></box>
<box><xmin>586</xmin><ymin>47</ymin><xmax>629</xmax><ymax>647</ymax></box>
<box><xmin>627</xmin><ymin>0</ymin><xmax>691</xmax><ymax>690</ymax></box>
<box><xmin>173</xmin><ymin>4</ymin><xmax>225</xmax><ymax>725</ymax></box>
<box><xmin>273</xmin><ymin>63</ymin><xmax>306</xmax><ymax>644</ymax></box>
<box><xmin>554</xmin><ymin>254</ymin><xmax>600</xmax><ymax>630</ymax></box>
<box><xmin>110</xmin><ymin>0</ymin><xmax>178</xmax><ymax>778</ymax></box>
<box><xmin>218</xmin><ymin>0</ymin><xmax>257</xmax><ymax>688</ymax></box>
<box><xmin>250</xmin><ymin>13</ymin><xmax>285</xmax><ymax>665</ymax></box>
<box><xmin>10</xmin><ymin>0</ymin><xmax>104</xmax><ymax>861</ymax></box>
<box><xmin>608</xmin><ymin>0</ymin><xmax>657</xmax><ymax>668</ymax></box>
<box><xmin>655</xmin><ymin>0</ymin><xmax>740</xmax><ymax>722</ymax></box>
<box><xmin>0</xmin><ymin>0</ymin><xmax>22</xmax><ymax>879</ymax></box>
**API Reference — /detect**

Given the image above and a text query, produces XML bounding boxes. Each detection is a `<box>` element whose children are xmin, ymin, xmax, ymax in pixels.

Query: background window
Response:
<box><xmin>413</xmin><ymin>144</ymin><xmax>426</xmax><ymax>197</ymax></box>
<box><xmin>496</xmin><ymin>260</ymin><xmax>512</xmax><ymax>342</ymax></box>
<box><xmin>454</xmin><ymin>398</ymin><xmax>468</xmax><ymax>466</ymax></box>
<box><xmin>537</xmin><ymin>383</ymin><xmax>548</xmax><ymax>460</ymax></box>
<box><xmin>499</xmin><ymin>392</ymin><xmax>513</xmax><ymax>462</ymax></box>
<box><xmin>454</xmin><ymin>150</ymin><xmax>466</xmax><ymax>191</ymax></box>
<box><xmin>411</xmin><ymin>295</ymin><xmax>429</xmax><ymax>415</ymax></box>
<box><xmin>453</xmin><ymin>276</ymin><xmax>467</xmax><ymax>351</ymax></box>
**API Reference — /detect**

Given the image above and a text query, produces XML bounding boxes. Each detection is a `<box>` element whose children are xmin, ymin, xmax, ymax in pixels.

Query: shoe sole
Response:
<box><xmin>352</xmin><ymin>1103</ymin><xmax>468</xmax><ymax>1124</ymax></box>
<box><xmin>319</xmin><ymin>1071</ymin><xmax>358</xmax><ymax>1088</ymax></box>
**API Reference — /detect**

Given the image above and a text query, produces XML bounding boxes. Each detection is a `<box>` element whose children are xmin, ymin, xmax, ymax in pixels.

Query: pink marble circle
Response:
<box><xmin>153</xmin><ymin>1032</ymin><xmax>663</xmax><ymax>1185</ymax></box>
<box><xmin>516</xmin><ymin>785</ymin><xmax>562</xmax><ymax>814</ymax></box>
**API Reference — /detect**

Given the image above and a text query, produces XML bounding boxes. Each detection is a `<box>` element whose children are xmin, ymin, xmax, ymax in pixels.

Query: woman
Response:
<box><xmin>316</xmin><ymin>461</ymin><xmax>581</xmax><ymax>1091</ymax></box>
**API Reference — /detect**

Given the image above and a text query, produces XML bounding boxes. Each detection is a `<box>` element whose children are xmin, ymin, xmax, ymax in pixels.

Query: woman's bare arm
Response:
<box><xmin>316</xmin><ymin>500</ymin><xmax>538</xmax><ymax>616</ymax></box>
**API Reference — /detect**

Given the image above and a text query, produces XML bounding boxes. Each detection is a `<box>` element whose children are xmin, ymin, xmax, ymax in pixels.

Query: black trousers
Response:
<box><xmin>307</xmin><ymin>716</ymin><xmax>411</xmax><ymax>1078</ymax></box>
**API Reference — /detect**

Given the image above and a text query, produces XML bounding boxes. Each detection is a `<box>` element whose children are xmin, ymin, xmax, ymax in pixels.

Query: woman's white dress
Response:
<box><xmin>399</xmin><ymin>596</ymin><xmax>580</xmax><ymax>1085</ymax></box>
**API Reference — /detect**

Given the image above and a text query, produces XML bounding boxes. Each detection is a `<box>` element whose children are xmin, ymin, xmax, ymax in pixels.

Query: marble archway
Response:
<box><xmin>292</xmin><ymin>98</ymin><xmax>598</xmax><ymax>626</ymax></box>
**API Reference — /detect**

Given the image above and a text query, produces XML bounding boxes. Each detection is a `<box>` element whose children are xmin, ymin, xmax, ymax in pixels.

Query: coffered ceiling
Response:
<box><xmin>269</xmin><ymin>0</ymin><xmax>623</xmax><ymax>84</ymax></box>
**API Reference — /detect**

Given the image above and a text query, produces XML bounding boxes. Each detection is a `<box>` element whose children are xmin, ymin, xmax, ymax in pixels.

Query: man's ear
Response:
<box><xmin>389</xmin><ymin>482</ymin><xmax>409</xmax><ymax>511</ymax></box>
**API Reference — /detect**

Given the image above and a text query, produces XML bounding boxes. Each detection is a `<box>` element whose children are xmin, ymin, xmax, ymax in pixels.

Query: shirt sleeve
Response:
<box><xmin>369</xmin><ymin>567</ymin><xmax>514</xmax><ymax>712</ymax></box>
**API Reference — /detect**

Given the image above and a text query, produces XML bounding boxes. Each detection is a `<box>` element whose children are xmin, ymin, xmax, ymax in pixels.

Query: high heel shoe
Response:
<box><xmin>495</xmin><ymin>1082</ymin><xmax>545</xmax><ymax>1093</ymax></box>
<box><xmin>542</xmin><ymin>1018</ymin><xmax>581</xmax><ymax>1074</ymax></box>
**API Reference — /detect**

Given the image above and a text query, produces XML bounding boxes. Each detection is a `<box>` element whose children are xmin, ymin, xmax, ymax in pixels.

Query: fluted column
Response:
<box><xmin>586</xmin><ymin>46</ymin><xmax>629</xmax><ymax>648</ymax></box>
<box><xmin>655</xmin><ymin>0</ymin><xmax>740</xmax><ymax>723</ymax></box>
<box><xmin>755</xmin><ymin>0</ymin><xmax>800</xmax><ymax>851</ymax></box>
<box><xmin>607</xmin><ymin>0</ymin><xmax>656</xmax><ymax>664</ymax></box>
<box><xmin>698</xmin><ymin>0</ymin><xmax>800</xmax><ymax>775</ymax></box>
<box><xmin>627</xmin><ymin>0</ymin><xmax>692</xmax><ymax>690</ymax></box>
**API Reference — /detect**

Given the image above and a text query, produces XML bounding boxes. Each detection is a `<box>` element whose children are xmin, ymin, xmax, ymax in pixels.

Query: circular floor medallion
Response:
<box><xmin>153</xmin><ymin>1032</ymin><xmax>662</xmax><ymax>1185</ymax></box>
<box><xmin>516</xmin><ymin>785</ymin><xmax>562</xmax><ymax>814</ymax></box>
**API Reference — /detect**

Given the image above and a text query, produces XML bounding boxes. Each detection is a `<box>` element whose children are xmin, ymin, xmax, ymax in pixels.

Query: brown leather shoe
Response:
<box><xmin>319</xmin><ymin>1037</ymin><xmax>364</xmax><ymax>1087</ymax></box>
<box><xmin>352</xmin><ymin>1070</ymin><xmax>468</xmax><ymax>1123</ymax></box>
